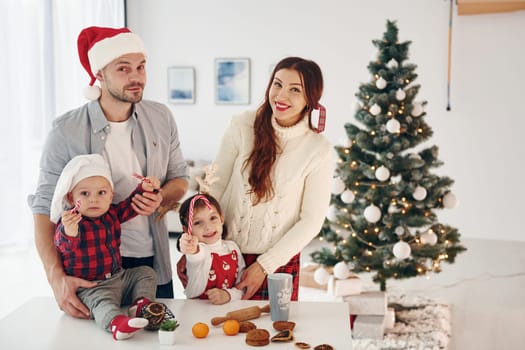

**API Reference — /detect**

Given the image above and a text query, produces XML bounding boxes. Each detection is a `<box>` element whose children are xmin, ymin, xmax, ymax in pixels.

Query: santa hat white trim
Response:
<box><xmin>88</xmin><ymin>32</ymin><xmax>147</xmax><ymax>74</ymax></box>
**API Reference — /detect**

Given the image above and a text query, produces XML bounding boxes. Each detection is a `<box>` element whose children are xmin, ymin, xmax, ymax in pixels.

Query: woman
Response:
<box><xmin>209</xmin><ymin>56</ymin><xmax>333</xmax><ymax>300</ymax></box>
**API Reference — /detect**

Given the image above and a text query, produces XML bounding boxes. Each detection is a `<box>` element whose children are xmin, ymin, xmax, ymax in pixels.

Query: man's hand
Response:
<box><xmin>236</xmin><ymin>262</ymin><xmax>266</xmax><ymax>300</ymax></box>
<box><xmin>206</xmin><ymin>288</ymin><xmax>231</xmax><ymax>305</ymax></box>
<box><xmin>131</xmin><ymin>190</ymin><xmax>163</xmax><ymax>216</ymax></box>
<box><xmin>50</xmin><ymin>274</ymin><xmax>97</xmax><ymax>319</ymax></box>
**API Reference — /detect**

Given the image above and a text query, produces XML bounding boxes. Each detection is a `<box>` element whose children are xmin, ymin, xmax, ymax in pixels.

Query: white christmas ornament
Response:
<box><xmin>326</xmin><ymin>205</ymin><xmax>338</xmax><ymax>222</ymax></box>
<box><xmin>364</xmin><ymin>204</ymin><xmax>382</xmax><ymax>223</ymax></box>
<box><xmin>331</xmin><ymin>177</ymin><xmax>345</xmax><ymax>195</ymax></box>
<box><xmin>394</xmin><ymin>226</ymin><xmax>404</xmax><ymax>236</ymax></box>
<box><xmin>411</xmin><ymin>103</ymin><xmax>424</xmax><ymax>117</ymax></box>
<box><xmin>395</xmin><ymin>88</ymin><xmax>406</xmax><ymax>101</ymax></box>
<box><xmin>376</xmin><ymin>77</ymin><xmax>387</xmax><ymax>89</ymax></box>
<box><xmin>369</xmin><ymin>103</ymin><xmax>381</xmax><ymax>116</ymax></box>
<box><xmin>341</xmin><ymin>190</ymin><xmax>355</xmax><ymax>203</ymax></box>
<box><xmin>420</xmin><ymin>230</ymin><xmax>438</xmax><ymax>245</ymax></box>
<box><xmin>386</xmin><ymin>119</ymin><xmax>401</xmax><ymax>133</ymax></box>
<box><xmin>387</xmin><ymin>59</ymin><xmax>398</xmax><ymax>68</ymax></box>
<box><xmin>393</xmin><ymin>241</ymin><xmax>411</xmax><ymax>259</ymax></box>
<box><xmin>313</xmin><ymin>266</ymin><xmax>331</xmax><ymax>285</ymax></box>
<box><xmin>390</xmin><ymin>175</ymin><xmax>402</xmax><ymax>184</ymax></box>
<box><xmin>413</xmin><ymin>186</ymin><xmax>427</xmax><ymax>201</ymax></box>
<box><xmin>375</xmin><ymin>166</ymin><xmax>391</xmax><ymax>182</ymax></box>
<box><xmin>443</xmin><ymin>192</ymin><xmax>458</xmax><ymax>208</ymax></box>
<box><xmin>333</xmin><ymin>261</ymin><xmax>352</xmax><ymax>280</ymax></box>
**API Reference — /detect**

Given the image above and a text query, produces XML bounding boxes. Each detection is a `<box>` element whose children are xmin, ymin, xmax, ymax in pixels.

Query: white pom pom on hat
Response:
<box><xmin>77</xmin><ymin>26</ymin><xmax>147</xmax><ymax>100</ymax></box>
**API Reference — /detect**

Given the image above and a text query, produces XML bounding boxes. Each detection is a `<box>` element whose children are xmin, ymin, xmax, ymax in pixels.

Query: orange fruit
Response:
<box><xmin>222</xmin><ymin>319</ymin><xmax>240</xmax><ymax>336</ymax></box>
<box><xmin>192</xmin><ymin>322</ymin><xmax>209</xmax><ymax>338</ymax></box>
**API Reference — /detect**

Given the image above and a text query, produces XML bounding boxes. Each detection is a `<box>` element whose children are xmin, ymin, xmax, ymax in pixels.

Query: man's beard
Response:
<box><xmin>108</xmin><ymin>83</ymin><xmax>144</xmax><ymax>103</ymax></box>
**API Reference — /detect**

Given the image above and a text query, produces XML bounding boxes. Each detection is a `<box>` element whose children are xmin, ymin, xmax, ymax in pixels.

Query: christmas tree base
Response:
<box><xmin>353</xmin><ymin>294</ymin><xmax>451</xmax><ymax>350</ymax></box>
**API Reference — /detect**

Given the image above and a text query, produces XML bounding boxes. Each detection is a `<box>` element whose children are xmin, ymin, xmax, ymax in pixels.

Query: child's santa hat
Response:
<box><xmin>77</xmin><ymin>26</ymin><xmax>147</xmax><ymax>100</ymax></box>
<box><xmin>50</xmin><ymin>154</ymin><xmax>114</xmax><ymax>223</ymax></box>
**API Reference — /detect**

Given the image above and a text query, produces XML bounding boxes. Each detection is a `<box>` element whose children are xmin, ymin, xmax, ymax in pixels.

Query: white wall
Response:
<box><xmin>127</xmin><ymin>0</ymin><xmax>525</xmax><ymax>242</ymax></box>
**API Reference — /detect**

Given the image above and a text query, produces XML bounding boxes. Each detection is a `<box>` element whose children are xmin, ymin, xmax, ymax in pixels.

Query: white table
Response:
<box><xmin>0</xmin><ymin>297</ymin><xmax>352</xmax><ymax>349</ymax></box>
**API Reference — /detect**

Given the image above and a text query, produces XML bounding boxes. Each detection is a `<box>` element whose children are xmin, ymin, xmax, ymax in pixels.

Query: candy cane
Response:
<box><xmin>187</xmin><ymin>195</ymin><xmax>212</xmax><ymax>236</ymax></box>
<box><xmin>132</xmin><ymin>173</ymin><xmax>159</xmax><ymax>193</ymax></box>
<box><xmin>71</xmin><ymin>200</ymin><xmax>81</xmax><ymax>214</ymax></box>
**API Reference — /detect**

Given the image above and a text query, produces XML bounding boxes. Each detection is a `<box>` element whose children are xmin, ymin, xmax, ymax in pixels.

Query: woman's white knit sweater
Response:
<box><xmin>210</xmin><ymin>110</ymin><xmax>333</xmax><ymax>274</ymax></box>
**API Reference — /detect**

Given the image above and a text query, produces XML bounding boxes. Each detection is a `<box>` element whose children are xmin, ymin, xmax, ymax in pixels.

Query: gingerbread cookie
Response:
<box><xmin>245</xmin><ymin>329</ymin><xmax>270</xmax><ymax>347</ymax></box>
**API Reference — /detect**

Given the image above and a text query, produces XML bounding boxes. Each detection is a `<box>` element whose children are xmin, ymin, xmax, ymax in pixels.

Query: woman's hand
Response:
<box><xmin>236</xmin><ymin>262</ymin><xmax>267</xmax><ymax>300</ymax></box>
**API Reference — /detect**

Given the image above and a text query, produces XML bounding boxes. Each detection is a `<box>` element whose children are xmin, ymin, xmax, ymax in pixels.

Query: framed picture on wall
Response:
<box><xmin>215</xmin><ymin>58</ymin><xmax>250</xmax><ymax>105</ymax></box>
<box><xmin>168</xmin><ymin>66</ymin><xmax>195</xmax><ymax>104</ymax></box>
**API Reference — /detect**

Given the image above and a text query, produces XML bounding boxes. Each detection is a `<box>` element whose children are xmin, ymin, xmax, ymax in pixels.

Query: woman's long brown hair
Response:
<box><xmin>243</xmin><ymin>57</ymin><xmax>324</xmax><ymax>205</ymax></box>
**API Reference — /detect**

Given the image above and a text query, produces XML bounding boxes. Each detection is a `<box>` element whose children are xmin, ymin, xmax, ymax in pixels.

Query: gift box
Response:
<box><xmin>327</xmin><ymin>275</ymin><xmax>362</xmax><ymax>297</ymax></box>
<box><xmin>384</xmin><ymin>307</ymin><xmax>395</xmax><ymax>329</ymax></box>
<box><xmin>343</xmin><ymin>291</ymin><xmax>387</xmax><ymax>315</ymax></box>
<box><xmin>299</xmin><ymin>264</ymin><xmax>332</xmax><ymax>290</ymax></box>
<box><xmin>352</xmin><ymin>314</ymin><xmax>386</xmax><ymax>339</ymax></box>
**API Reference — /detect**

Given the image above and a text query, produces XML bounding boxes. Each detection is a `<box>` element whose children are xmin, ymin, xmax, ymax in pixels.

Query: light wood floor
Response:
<box><xmin>1</xmin><ymin>238</ymin><xmax>523</xmax><ymax>350</ymax></box>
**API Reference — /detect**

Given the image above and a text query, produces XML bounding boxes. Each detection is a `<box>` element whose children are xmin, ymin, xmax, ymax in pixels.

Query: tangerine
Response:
<box><xmin>192</xmin><ymin>322</ymin><xmax>209</xmax><ymax>338</ymax></box>
<box><xmin>222</xmin><ymin>319</ymin><xmax>240</xmax><ymax>336</ymax></box>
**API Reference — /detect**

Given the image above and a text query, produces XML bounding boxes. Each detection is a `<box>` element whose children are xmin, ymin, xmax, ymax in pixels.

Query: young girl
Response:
<box><xmin>178</xmin><ymin>193</ymin><xmax>245</xmax><ymax>304</ymax></box>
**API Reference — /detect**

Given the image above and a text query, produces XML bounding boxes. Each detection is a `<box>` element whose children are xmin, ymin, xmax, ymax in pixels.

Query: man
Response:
<box><xmin>28</xmin><ymin>26</ymin><xmax>188</xmax><ymax>319</ymax></box>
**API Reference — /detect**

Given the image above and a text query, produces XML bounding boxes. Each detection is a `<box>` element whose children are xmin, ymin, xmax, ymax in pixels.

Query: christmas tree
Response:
<box><xmin>311</xmin><ymin>20</ymin><xmax>466</xmax><ymax>291</ymax></box>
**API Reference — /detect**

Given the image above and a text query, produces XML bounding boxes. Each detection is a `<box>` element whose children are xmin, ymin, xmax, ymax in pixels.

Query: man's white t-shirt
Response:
<box><xmin>103</xmin><ymin>119</ymin><xmax>154</xmax><ymax>257</ymax></box>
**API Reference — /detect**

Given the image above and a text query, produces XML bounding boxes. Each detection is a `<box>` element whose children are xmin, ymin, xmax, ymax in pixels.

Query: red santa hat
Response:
<box><xmin>77</xmin><ymin>26</ymin><xmax>147</xmax><ymax>100</ymax></box>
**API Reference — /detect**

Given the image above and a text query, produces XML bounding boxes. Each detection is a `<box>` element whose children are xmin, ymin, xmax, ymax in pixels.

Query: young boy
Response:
<box><xmin>51</xmin><ymin>154</ymin><xmax>172</xmax><ymax>340</ymax></box>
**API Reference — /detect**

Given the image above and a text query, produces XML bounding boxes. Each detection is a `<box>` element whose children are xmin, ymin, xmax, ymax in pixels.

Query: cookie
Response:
<box><xmin>273</xmin><ymin>321</ymin><xmax>296</xmax><ymax>331</ymax></box>
<box><xmin>314</xmin><ymin>344</ymin><xmax>334</xmax><ymax>350</ymax></box>
<box><xmin>246</xmin><ymin>329</ymin><xmax>270</xmax><ymax>347</ymax></box>
<box><xmin>239</xmin><ymin>321</ymin><xmax>257</xmax><ymax>333</ymax></box>
<box><xmin>271</xmin><ymin>329</ymin><xmax>294</xmax><ymax>342</ymax></box>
